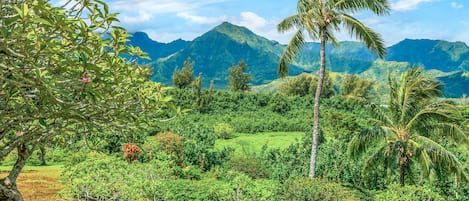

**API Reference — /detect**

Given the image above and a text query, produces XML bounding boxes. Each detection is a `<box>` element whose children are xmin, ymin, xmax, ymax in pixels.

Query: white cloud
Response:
<box><xmin>111</xmin><ymin>0</ymin><xmax>229</xmax><ymax>14</ymax></box>
<box><xmin>391</xmin><ymin>0</ymin><xmax>434</xmax><ymax>11</ymax></box>
<box><xmin>451</xmin><ymin>2</ymin><xmax>463</xmax><ymax>9</ymax></box>
<box><xmin>237</xmin><ymin>12</ymin><xmax>268</xmax><ymax>31</ymax></box>
<box><xmin>177</xmin><ymin>12</ymin><xmax>227</xmax><ymax>24</ymax></box>
<box><xmin>109</xmin><ymin>0</ymin><xmax>229</xmax><ymax>24</ymax></box>
<box><xmin>121</xmin><ymin>11</ymin><xmax>153</xmax><ymax>24</ymax></box>
<box><xmin>229</xmin><ymin>11</ymin><xmax>294</xmax><ymax>44</ymax></box>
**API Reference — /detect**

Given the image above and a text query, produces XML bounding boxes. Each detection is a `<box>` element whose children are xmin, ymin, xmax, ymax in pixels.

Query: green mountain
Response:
<box><xmin>128</xmin><ymin>22</ymin><xmax>469</xmax><ymax>97</ymax></box>
<box><xmin>437</xmin><ymin>71</ymin><xmax>469</xmax><ymax>98</ymax></box>
<box><xmin>128</xmin><ymin>32</ymin><xmax>189</xmax><ymax>61</ymax></box>
<box><xmin>136</xmin><ymin>22</ymin><xmax>379</xmax><ymax>87</ymax></box>
<box><xmin>146</xmin><ymin>22</ymin><xmax>304</xmax><ymax>87</ymax></box>
<box><xmin>387</xmin><ymin>39</ymin><xmax>469</xmax><ymax>72</ymax></box>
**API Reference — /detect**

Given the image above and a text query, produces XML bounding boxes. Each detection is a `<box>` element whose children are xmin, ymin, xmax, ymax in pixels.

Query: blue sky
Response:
<box><xmin>65</xmin><ymin>0</ymin><xmax>469</xmax><ymax>46</ymax></box>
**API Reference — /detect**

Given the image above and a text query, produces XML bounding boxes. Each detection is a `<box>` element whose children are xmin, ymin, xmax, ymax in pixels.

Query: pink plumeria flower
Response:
<box><xmin>81</xmin><ymin>76</ymin><xmax>91</xmax><ymax>84</ymax></box>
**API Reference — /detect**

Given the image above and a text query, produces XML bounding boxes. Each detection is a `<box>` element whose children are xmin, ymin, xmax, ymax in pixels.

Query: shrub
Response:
<box><xmin>172</xmin><ymin>125</ymin><xmax>233</xmax><ymax>171</ymax></box>
<box><xmin>374</xmin><ymin>184</ymin><xmax>445</xmax><ymax>201</ymax></box>
<box><xmin>121</xmin><ymin>143</ymin><xmax>141</xmax><ymax>163</ymax></box>
<box><xmin>154</xmin><ymin>131</ymin><xmax>185</xmax><ymax>165</ymax></box>
<box><xmin>276</xmin><ymin>177</ymin><xmax>363</xmax><ymax>201</ymax></box>
<box><xmin>60</xmin><ymin>152</ymin><xmax>173</xmax><ymax>200</ymax></box>
<box><xmin>214</xmin><ymin>123</ymin><xmax>235</xmax><ymax>139</ymax></box>
<box><xmin>269</xmin><ymin>93</ymin><xmax>291</xmax><ymax>113</ymax></box>
<box><xmin>228</xmin><ymin>155</ymin><xmax>270</xmax><ymax>179</ymax></box>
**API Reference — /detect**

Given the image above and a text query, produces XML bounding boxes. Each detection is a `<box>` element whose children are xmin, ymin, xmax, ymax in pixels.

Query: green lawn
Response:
<box><xmin>215</xmin><ymin>132</ymin><xmax>304</xmax><ymax>155</ymax></box>
<box><xmin>0</xmin><ymin>165</ymin><xmax>62</xmax><ymax>172</ymax></box>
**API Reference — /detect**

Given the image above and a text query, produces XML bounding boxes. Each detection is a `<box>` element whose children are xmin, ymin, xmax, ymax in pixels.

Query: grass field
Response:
<box><xmin>215</xmin><ymin>132</ymin><xmax>304</xmax><ymax>155</ymax></box>
<box><xmin>0</xmin><ymin>165</ymin><xmax>62</xmax><ymax>201</ymax></box>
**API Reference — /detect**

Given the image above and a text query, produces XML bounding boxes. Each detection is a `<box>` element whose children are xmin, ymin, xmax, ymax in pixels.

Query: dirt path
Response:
<box><xmin>0</xmin><ymin>166</ymin><xmax>62</xmax><ymax>201</ymax></box>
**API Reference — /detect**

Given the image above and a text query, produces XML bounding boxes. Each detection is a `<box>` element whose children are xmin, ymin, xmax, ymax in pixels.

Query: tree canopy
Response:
<box><xmin>173</xmin><ymin>57</ymin><xmax>195</xmax><ymax>89</ymax></box>
<box><xmin>0</xmin><ymin>0</ymin><xmax>174</xmax><ymax>200</ymax></box>
<box><xmin>228</xmin><ymin>60</ymin><xmax>252</xmax><ymax>92</ymax></box>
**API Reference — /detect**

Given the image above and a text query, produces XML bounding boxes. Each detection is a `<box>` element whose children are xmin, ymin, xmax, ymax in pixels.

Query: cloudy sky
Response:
<box><xmin>69</xmin><ymin>0</ymin><xmax>469</xmax><ymax>46</ymax></box>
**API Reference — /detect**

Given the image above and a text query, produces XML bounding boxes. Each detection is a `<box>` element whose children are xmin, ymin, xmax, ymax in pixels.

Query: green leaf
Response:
<box><xmin>33</xmin><ymin>17</ymin><xmax>53</xmax><ymax>26</ymax></box>
<box><xmin>13</xmin><ymin>6</ymin><xmax>23</xmax><ymax>18</ymax></box>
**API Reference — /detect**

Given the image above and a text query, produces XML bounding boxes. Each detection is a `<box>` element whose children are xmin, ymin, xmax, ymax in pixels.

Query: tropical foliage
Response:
<box><xmin>280</xmin><ymin>73</ymin><xmax>334</xmax><ymax>97</ymax></box>
<box><xmin>349</xmin><ymin>68</ymin><xmax>468</xmax><ymax>186</ymax></box>
<box><xmin>172</xmin><ymin>57</ymin><xmax>195</xmax><ymax>89</ymax></box>
<box><xmin>228</xmin><ymin>60</ymin><xmax>252</xmax><ymax>92</ymax></box>
<box><xmin>2</xmin><ymin>0</ymin><xmax>469</xmax><ymax>200</ymax></box>
<box><xmin>0</xmin><ymin>0</ymin><xmax>173</xmax><ymax>199</ymax></box>
<box><xmin>277</xmin><ymin>0</ymin><xmax>390</xmax><ymax>178</ymax></box>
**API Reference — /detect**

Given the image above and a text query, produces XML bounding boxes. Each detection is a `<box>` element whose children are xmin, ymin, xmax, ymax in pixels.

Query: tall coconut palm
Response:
<box><xmin>348</xmin><ymin>68</ymin><xmax>468</xmax><ymax>186</ymax></box>
<box><xmin>277</xmin><ymin>0</ymin><xmax>390</xmax><ymax>178</ymax></box>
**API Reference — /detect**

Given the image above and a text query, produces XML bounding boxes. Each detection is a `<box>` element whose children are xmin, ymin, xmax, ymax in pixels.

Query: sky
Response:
<box><xmin>61</xmin><ymin>0</ymin><xmax>469</xmax><ymax>46</ymax></box>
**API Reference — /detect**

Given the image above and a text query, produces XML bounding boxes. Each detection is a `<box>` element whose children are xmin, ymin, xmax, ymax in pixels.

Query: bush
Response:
<box><xmin>227</xmin><ymin>155</ymin><xmax>270</xmax><ymax>179</ymax></box>
<box><xmin>374</xmin><ymin>184</ymin><xmax>445</xmax><ymax>201</ymax></box>
<box><xmin>214</xmin><ymin>122</ymin><xmax>235</xmax><ymax>139</ymax></box>
<box><xmin>154</xmin><ymin>131</ymin><xmax>185</xmax><ymax>165</ymax></box>
<box><xmin>60</xmin><ymin>152</ymin><xmax>173</xmax><ymax>200</ymax></box>
<box><xmin>276</xmin><ymin>177</ymin><xmax>363</xmax><ymax>201</ymax></box>
<box><xmin>269</xmin><ymin>93</ymin><xmax>291</xmax><ymax>114</ymax></box>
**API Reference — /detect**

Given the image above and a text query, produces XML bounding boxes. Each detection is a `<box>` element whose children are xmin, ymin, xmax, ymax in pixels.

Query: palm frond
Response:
<box><xmin>278</xmin><ymin>14</ymin><xmax>303</xmax><ymax>33</ymax></box>
<box><xmin>278</xmin><ymin>30</ymin><xmax>305</xmax><ymax>78</ymax></box>
<box><xmin>324</xmin><ymin>26</ymin><xmax>340</xmax><ymax>46</ymax></box>
<box><xmin>334</xmin><ymin>0</ymin><xmax>391</xmax><ymax>15</ymax></box>
<box><xmin>408</xmin><ymin>139</ymin><xmax>432</xmax><ymax>177</ymax></box>
<box><xmin>369</xmin><ymin>103</ymin><xmax>394</xmax><ymax>127</ymax></box>
<box><xmin>406</xmin><ymin>102</ymin><xmax>462</xmax><ymax>134</ymax></box>
<box><xmin>419</xmin><ymin>122</ymin><xmax>467</xmax><ymax>143</ymax></box>
<box><xmin>413</xmin><ymin>135</ymin><xmax>468</xmax><ymax>182</ymax></box>
<box><xmin>361</xmin><ymin>143</ymin><xmax>393</xmax><ymax>173</ymax></box>
<box><xmin>400</xmin><ymin>68</ymin><xmax>442</xmax><ymax>108</ymax></box>
<box><xmin>348</xmin><ymin>126</ymin><xmax>388</xmax><ymax>158</ymax></box>
<box><xmin>340</xmin><ymin>13</ymin><xmax>386</xmax><ymax>58</ymax></box>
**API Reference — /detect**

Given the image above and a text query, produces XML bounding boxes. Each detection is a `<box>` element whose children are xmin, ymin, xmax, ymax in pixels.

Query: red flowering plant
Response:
<box><xmin>122</xmin><ymin>143</ymin><xmax>142</xmax><ymax>163</ymax></box>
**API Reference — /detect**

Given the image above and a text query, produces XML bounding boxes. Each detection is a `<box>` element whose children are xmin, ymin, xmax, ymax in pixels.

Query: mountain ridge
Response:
<box><xmin>128</xmin><ymin>22</ymin><xmax>469</xmax><ymax>97</ymax></box>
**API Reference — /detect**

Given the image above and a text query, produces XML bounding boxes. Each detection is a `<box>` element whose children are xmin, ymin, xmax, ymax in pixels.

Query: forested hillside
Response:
<box><xmin>129</xmin><ymin>22</ymin><xmax>469</xmax><ymax>97</ymax></box>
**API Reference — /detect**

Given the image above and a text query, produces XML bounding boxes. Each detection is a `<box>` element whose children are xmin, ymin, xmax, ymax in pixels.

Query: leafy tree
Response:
<box><xmin>173</xmin><ymin>57</ymin><xmax>194</xmax><ymax>89</ymax></box>
<box><xmin>0</xmin><ymin>0</ymin><xmax>173</xmax><ymax>199</ymax></box>
<box><xmin>269</xmin><ymin>93</ymin><xmax>291</xmax><ymax>114</ymax></box>
<box><xmin>280</xmin><ymin>73</ymin><xmax>334</xmax><ymax>97</ymax></box>
<box><xmin>348</xmin><ymin>68</ymin><xmax>468</xmax><ymax>186</ymax></box>
<box><xmin>277</xmin><ymin>0</ymin><xmax>389</xmax><ymax>178</ymax></box>
<box><xmin>192</xmin><ymin>73</ymin><xmax>214</xmax><ymax>113</ymax></box>
<box><xmin>339</xmin><ymin>74</ymin><xmax>375</xmax><ymax>101</ymax></box>
<box><xmin>228</xmin><ymin>60</ymin><xmax>252</xmax><ymax>92</ymax></box>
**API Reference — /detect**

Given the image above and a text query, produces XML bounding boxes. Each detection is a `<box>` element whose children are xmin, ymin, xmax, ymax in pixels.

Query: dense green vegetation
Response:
<box><xmin>1</xmin><ymin>0</ymin><xmax>468</xmax><ymax>201</ymax></box>
<box><xmin>276</xmin><ymin>0</ymin><xmax>389</xmax><ymax>179</ymax></box>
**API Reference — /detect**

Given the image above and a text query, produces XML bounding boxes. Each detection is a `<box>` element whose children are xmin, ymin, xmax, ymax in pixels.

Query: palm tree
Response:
<box><xmin>348</xmin><ymin>68</ymin><xmax>468</xmax><ymax>186</ymax></box>
<box><xmin>277</xmin><ymin>0</ymin><xmax>390</xmax><ymax>178</ymax></box>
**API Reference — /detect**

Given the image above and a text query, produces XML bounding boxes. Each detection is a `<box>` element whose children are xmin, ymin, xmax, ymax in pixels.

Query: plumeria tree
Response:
<box><xmin>0</xmin><ymin>0</ymin><xmax>175</xmax><ymax>200</ymax></box>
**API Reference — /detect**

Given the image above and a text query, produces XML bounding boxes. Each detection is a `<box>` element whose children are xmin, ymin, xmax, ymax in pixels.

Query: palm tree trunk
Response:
<box><xmin>0</xmin><ymin>144</ymin><xmax>32</xmax><ymax>201</ymax></box>
<box><xmin>309</xmin><ymin>31</ymin><xmax>326</xmax><ymax>178</ymax></box>
<box><xmin>399</xmin><ymin>163</ymin><xmax>405</xmax><ymax>186</ymax></box>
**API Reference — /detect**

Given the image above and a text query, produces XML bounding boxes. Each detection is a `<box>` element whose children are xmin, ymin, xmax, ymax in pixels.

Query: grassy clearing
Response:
<box><xmin>215</xmin><ymin>132</ymin><xmax>304</xmax><ymax>155</ymax></box>
<box><xmin>0</xmin><ymin>165</ymin><xmax>62</xmax><ymax>201</ymax></box>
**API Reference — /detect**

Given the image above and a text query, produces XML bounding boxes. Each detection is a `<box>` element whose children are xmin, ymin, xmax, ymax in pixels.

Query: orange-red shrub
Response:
<box><xmin>122</xmin><ymin>143</ymin><xmax>141</xmax><ymax>163</ymax></box>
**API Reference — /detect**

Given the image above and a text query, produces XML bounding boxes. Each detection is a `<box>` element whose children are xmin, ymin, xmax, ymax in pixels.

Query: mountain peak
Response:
<box><xmin>212</xmin><ymin>22</ymin><xmax>255</xmax><ymax>38</ymax></box>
